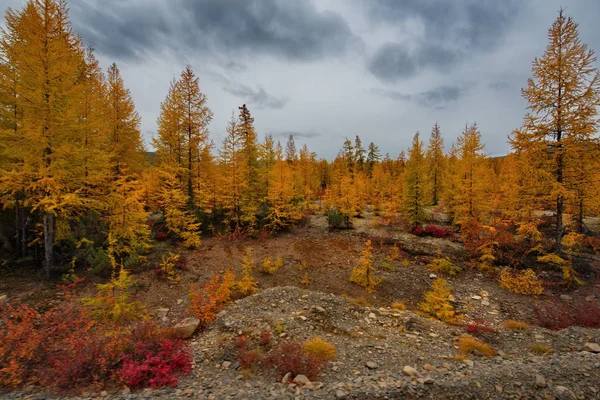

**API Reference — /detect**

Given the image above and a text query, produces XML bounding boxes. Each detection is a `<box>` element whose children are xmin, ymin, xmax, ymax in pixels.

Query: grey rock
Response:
<box><xmin>583</xmin><ymin>343</ymin><xmax>600</xmax><ymax>353</ymax></box>
<box><xmin>336</xmin><ymin>390</ymin><xmax>347</xmax><ymax>398</ymax></box>
<box><xmin>365</xmin><ymin>361</ymin><xmax>378</xmax><ymax>369</ymax></box>
<box><xmin>156</xmin><ymin>307</ymin><xmax>170</xmax><ymax>319</ymax></box>
<box><xmin>172</xmin><ymin>317</ymin><xmax>200</xmax><ymax>339</ymax></box>
<box><xmin>293</xmin><ymin>374</ymin><xmax>312</xmax><ymax>388</ymax></box>
<box><xmin>555</xmin><ymin>386</ymin><xmax>576</xmax><ymax>400</ymax></box>
<box><xmin>402</xmin><ymin>365</ymin><xmax>419</xmax><ymax>376</ymax></box>
<box><xmin>535</xmin><ymin>374</ymin><xmax>547</xmax><ymax>388</ymax></box>
<box><xmin>282</xmin><ymin>372</ymin><xmax>292</xmax><ymax>384</ymax></box>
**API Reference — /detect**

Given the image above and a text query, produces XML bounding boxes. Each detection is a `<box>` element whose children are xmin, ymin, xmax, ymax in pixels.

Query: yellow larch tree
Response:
<box><xmin>106</xmin><ymin>63</ymin><xmax>145</xmax><ymax>176</ymax></box>
<box><xmin>219</xmin><ymin>114</ymin><xmax>248</xmax><ymax>231</ymax></box>
<box><xmin>0</xmin><ymin>0</ymin><xmax>88</xmax><ymax>277</ymax></box>
<box><xmin>515</xmin><ymin>8</ymin><xmax>600</xmax><ymax>248</ymax></box>
<box><xmin>266</xmin><ymin>145</ymin><xmax>303</xmax><ymax>232</ymax></box>
<box><xmin>449</xmin><ymin>123</ymin><xmax>491</xmax><ymax>226</ymax></box>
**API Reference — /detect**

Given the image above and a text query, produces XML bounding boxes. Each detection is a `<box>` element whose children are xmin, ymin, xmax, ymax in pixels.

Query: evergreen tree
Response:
<box><xmin>403</xmin><ymin>132</ymin><xmax>427</xmax><ymax>228</ymax></box>
<box><xmin>426</xmin><ymin>123</ymin><xmax>445</xmax><ymax>206</ymax></box>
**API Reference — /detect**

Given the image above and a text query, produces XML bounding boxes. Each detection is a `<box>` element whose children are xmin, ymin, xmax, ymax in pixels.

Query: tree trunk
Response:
<box><xmin>43</xmin><ymin>212</ymin><xmax>54</xmax><ymax>279</ymax></box>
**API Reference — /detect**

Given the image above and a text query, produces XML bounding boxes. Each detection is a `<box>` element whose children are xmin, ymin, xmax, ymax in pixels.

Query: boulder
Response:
<box><xmin>172</xmin><ymin>317</ymin><xmax>200</xmax><ymax>339</ymax></box>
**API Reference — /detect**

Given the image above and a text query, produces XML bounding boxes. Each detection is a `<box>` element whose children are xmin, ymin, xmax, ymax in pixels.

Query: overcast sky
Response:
<box><xmin>2</xmin><ymin>0</ymin><xmax>600</xmax><ymax>159</ymax></box>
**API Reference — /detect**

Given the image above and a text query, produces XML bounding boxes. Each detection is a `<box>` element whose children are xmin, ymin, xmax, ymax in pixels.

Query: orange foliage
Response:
<box><xmin>188</xmin><ymin>271</ymin><xmax>235</xmax><ymax>330</ymax></box>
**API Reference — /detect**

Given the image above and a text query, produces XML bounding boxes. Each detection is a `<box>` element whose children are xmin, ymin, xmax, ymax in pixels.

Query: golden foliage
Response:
<box><xmin>158</xmin><ymin>252</ymin><xmax>181</xmax><ymax>281</ymax></box>
<box><xmin>303</xmin><ymin>338</ymin><xmax>336</xmax><ymax>362</ymax></box>
<box><xmin>503</xmin><ymin>320</ymin><xmax>530</xmax><ymax>330</ymax></box>
<box><xmin>350</xmin><ymin>240</ymin><xmax>383</xmax><ymax>293</ymax></box>
<box><xmin>391</xmin><ymin>301</ymin><xmax>406</xmax><ymax>311</ymax></box>
<box><xmin>260</xmin><ymin>256</ymin><xmax>283</xmax><ymax>275</ymax></box>
<box><xmin>499</xmin><ymin>268</ymin><xmax>544</xmax><ymax>295</ymax></box>
<box><xmin>419</xmin><ymin>278</ymin><xmax>461</xmax><ymax>324</ymax></box>
<box><xmin>427</xmin><ymin>257</ymin><xmax>462</xmax><ymax>276</ymax></box>
<box><xmin>83</xmin><ymin>267</ymin><xmax>147</xmax><ymax>324</ymax></box>
<box><xmin>300</xmin><ymin>273</ymin><xmax>310</xmax><ymax>285</ymax></box>
<box><xmin>236</xmin><ymin>247</ymin><xmax>259</xmax><ymax>296</ymax></box>
<box><xmin>457</xmin><ymin>336</ymin><xmax>495</xmax><ymax>358</ymax></box>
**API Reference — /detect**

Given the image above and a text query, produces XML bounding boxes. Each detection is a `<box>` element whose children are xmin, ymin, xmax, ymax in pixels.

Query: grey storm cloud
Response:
<box><xmin>70</xmin><ymin>0</ymin><xmax>359</xmax><ymax>62</ymax></box>
<box><xmin>372</xmin><ymin>84</ymin><xmax>467</xmax><ymax>109</ymax></box>
<box><xmin>223</xmin><ymin>84</ymin><xmax>289</xmax><ymax>110</ymax></box>
<box><xmin>364</xmin><ymin>0</ymin><xmax>522</xmax><ymax>82</ymax></box>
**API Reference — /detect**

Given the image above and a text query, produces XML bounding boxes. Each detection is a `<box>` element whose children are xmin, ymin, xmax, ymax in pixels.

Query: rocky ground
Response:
<box><xmin>6</xmin><ymin>286</ymin><xmax>600</xmax><ymax>400</ymax></box>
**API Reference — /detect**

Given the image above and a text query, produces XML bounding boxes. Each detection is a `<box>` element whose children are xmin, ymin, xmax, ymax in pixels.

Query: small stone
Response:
<box><xmin>471</xmin><ymin>295</ymin><xmax>482</xmax><ymax>300</ymax></box>
<box><xmin>463</xmin><ymin>360</ymin><xmax>474</xmax><ymax>368</ymax></box>
<box><xmin>402</xmin><ymin>365</ymin><xmax>418</xmax><ymax>376</ymax></box>
<box><xmin>495</xmin><ymin>385</ymin><xmax>503</xmax><ymax>393</ymax></box>
<box><xmin>293</xmin><ymin>374</ymin><xmax>313</xmax><ymax>388</ymax></box>
<box><xmin>423</xmin><ymin>363</ymin><xmax>436</xmax><ymax>372</ymax></box>
<box><xmin>583</xmin><ymin>343</ymin><xmax>600</xmax><ymax>353</ymax></box>
<box><xmin>279</xmin><ymin>332</ymin><xmax>287</xmax><ymax>338</ymax></box>
<box><xmin>299</xmin><ymin>315</ymin><xmax>307</xmax><ymax>321</ymax></box>
<box><xmin>122</xmin><ymin>387</ymin><xmax>131</xmax><ymax>395</ymax></box>
<box><xmin>156</xmin><ymin>307</ymin><xmax>170</xmax><ymax>318</ymax></box>
<box><xmin>314</xmin><ymin>306</ymin><xmax>326</xmax><ymax>313</ymax></box>
<box><xmin>368</xmin><ymin>312</ymin><xmax>377</xmax><ymax>320</ymax></box>
<box><xmin>222</xmin><ymin>361</ymin><xmax>231</xmax><ymax>369</ymax></box>
<box><xmin>481</xmin><ymin>300</ymin><xmax>490</xmax><ymax>306</ymax></box>
<box><xmin>535</xmin><ymin>374</ymin><xmax>547</xmax><ymax>388</ymax></box>
<box><xmin>586</xmin><ymin>295</ymin><xmax>596</xmax><ymax>302</ymax></box>
<box><xmin>0</xmin><ymin>294</ymin><xmax>8</xmax><ymax>303</ymax></box>
<box><xmin>560</xmin><ymin>294</ymin><xmax>572</xmax><ymax>302</ymax></box>
<box><xmin>100</xmin><ymin>391</ymin><xmax>108</xmax><ymax>397</ymax></box>
<box><xmin>177</xmin><ymin>299</ymin><xmax>184</xmax><ymax>305</ymax></box>
<box><xmin>417</xmin><ymin>377</ymin><xmax>434</xmax><ymax>385</ymax></box>
<box><xmin>429</xmin><ymin>273</ymin><xmax>437</xmax><ymax>279</ymax></box>
<box><xmin>448</xmin><ymin>295</ymin><xmax>455</xmax><ymax>302</ymax></box>
<box><xmin>336</xmin><ymin>390</ymin><xmax>347</xmax><ymax>398</ymax></box>
<box><xmin>555</xmin><ymin>386</ymin><xmax>576</xmax><ymax>400</ymax></box>
<box><xmin>172</xmin><ymin>317</ymin><xmax>200</xmax><ymax>339</ymax></box>
<box><xmin>313</xmin><ymin>382</ymin><xmax>324</xmax><ymax>390</ymax></box>
<box><xmin>366</xmin><ymin>361</ymin><xmax>378</xmax><ymax>369</ymax></box>
<box><xmin>282</xmin><ymin>372</ymin><xmax>292</xmax><ymax>384</ymax></box>
<box><xmin>183</xmin><ymin>388</ymin><xmax>194</xmax><ymax>396</ymax></box>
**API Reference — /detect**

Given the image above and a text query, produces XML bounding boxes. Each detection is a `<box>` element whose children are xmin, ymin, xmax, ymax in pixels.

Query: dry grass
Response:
<box><xmin>528</xmin><ymin>342</ymin><xmax>553</xmax><ymax>355</ymax></box>
<box><xmin>457</xmin><ymin>336</ymin><xmax>496</xmax><ymax>358</ymax></box>
<box><xmin>503</xmin><ymin>320</ymin><xmax>530</xmax><ymax>330</ymax></box>
<box><xmin>391</xmin><ymin>301</ymin><xmax>406</xmax><ymax>311</ymax></box>
<box><xmin>303</xmin><ymin>337</ymin><xmax>336</xmax><ymax>362</ymax></box>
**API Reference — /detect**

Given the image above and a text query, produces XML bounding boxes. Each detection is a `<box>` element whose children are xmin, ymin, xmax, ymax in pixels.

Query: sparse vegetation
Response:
<box><xmin>419</xmin><ymin>278</ymin><xmax>461</xmax><ymax>324</ymax></box>
<box><xmin>427</xmin><ymin>257</ymin><xmax>462</xmax><ymax>276</ymax></box>
<box><xmin>350</xmin><ymin>240</ymin><xmax>383</xmax><ymax>293</ymax></box>
<box><xmin>499</xmin><ymin>268</ymin><xmax>544</xmax><ymax>295</ymax></box>
<box><xmin>503</xmin><ymin>320</ymin><xmax>530</xmax><ymax>330</ymax></box>
<box><xmin>457</xmin><ymin>336</ymin><xmax>496</xmax><ymax>358</ymax></box>
<box><xmin>528</xmin><ymin>343</ymin><xmax>553</xmax><ymax>355</ymax></box>
<box><xmin>303</xmin><ymin>338</ymin><xmax>336</xmax><ymax>362</ymax></box>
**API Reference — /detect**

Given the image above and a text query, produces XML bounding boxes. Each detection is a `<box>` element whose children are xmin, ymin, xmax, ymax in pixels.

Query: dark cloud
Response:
<box><xmin>364</xmin><ymin>0</ymin><xmax>522</xmax><ymax>81</ymax></box>
<box><xmin>223</xmin><ymin>83</ymin><xmax>289</xmax><ymax>110</ymax></box>
<box><xmin>71</xmin><ymin>0</ymin><xmax>358</xmax><ymax>62</ymax></box>
<box><xmin>372</xmin><ymin>85</ymin><xmax>467</xmax><ymax>109</ymax></box>
<box><xmin>489</xmin><ymin>80</ymin><xmax>511</xmax><ymax>91</ymax></box>
<box><xmin>270</xmin><ymin>131</ymin><xmax>321</xmax><ymax>139</ymax></box>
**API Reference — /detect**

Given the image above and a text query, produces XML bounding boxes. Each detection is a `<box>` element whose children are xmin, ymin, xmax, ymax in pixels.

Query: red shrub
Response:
<box><xmin>465</xmin><ymin>321</ymin><xmax>495</xmax><ymax>336</ymax></box>
<box><xmin>232</xmin><ymin>335</ymin><xmax>249</xmax><ymax>350</ymax></box>
<box><xmin>155</xmin><ymin>231</ymin><xmax>167</xmax><ymax>241</ymax></box>
<box><xmin>263</xmin><ymin>342</ymin><xmax>324</xmax><ymax>381</ymax></box>
<box><xmin>413</xmin><ymin>225</ymin><xmax>451</xmax><ymax>238</ymax></box>
<box><xmin>119</xmin><ymin>339</ymin><xmax>192</xmax><ymax>389</ymax></box>
<box><xmin>412</xmin><ymin>226</ymin><xmax>423</xmax><ymax>236</ymax></box>
<box><xmin>423</xmin><ymin>225</ymin><xmax>451</xmax><ymax>238</ymax></box>
<box><xmin>534</xmin><ymin>301</ymin><xmax>600</xmax><ymax>330</ymax></box>
<box><xmin>259</xmin><ymin>330</ymin><xmax>272</xmax><ymax>347</ymax></box>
